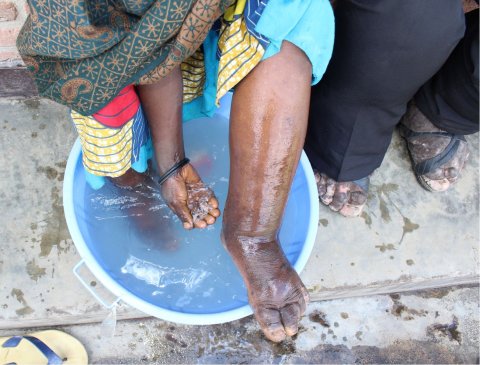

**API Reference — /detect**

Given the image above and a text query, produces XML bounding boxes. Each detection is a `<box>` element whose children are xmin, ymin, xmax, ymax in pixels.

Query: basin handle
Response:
<box><xmin>73</xmin><ymin>260</ymin><xmax>121</xmax><ymax>309</ymax></box>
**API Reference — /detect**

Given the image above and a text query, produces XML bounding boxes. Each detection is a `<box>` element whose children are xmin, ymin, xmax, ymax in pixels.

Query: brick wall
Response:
<box><xmin>0</xmin><ymin>0</ymin><xmax>27</xmax><ymax>67</ymax></box>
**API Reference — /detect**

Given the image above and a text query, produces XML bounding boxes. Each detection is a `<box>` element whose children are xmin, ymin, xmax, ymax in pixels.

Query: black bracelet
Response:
<box><xmin>158</xmin><ymin>158</ymin><xmax>190</xmax><ymax>185</ymax></box>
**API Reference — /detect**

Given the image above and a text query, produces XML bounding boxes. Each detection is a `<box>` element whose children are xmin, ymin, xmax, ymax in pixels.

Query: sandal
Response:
<box><xmin>0</xmin><ymin>330</ymin><xmax>88</xmax><ymax>365</ymax></box>
<box><xmin>399</xmin><ymin>104</ymin><xmax>469</xmax><ymax>192</ymax></box>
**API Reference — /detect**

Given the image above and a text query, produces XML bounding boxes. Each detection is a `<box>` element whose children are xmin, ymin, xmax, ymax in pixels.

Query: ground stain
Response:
<box><xmin>11</xmin><ymin>288</ymin><xmax>34</xmax><ymax>316</ymax></box>
<box><xmin>23</xmin><ymin>99</ymin><xmax>40</xmax><ymax>109</ymax></box>
<box><xmin>26</xmin><ymin>259</ymin><xmax>46</xmax><ymax>281</ymax></box>
<box><xmin>406</xmin><ymin>259</ymin><xmax>415</xmax><ymax>266</ymax></box>
<box><xmin>355</xmin><ymin>331</ymin><xmax>363</xmax><ymax>341</ymax></box>
<box><xmin>427</xmin><ymin>316</ymin><xmax>461</xmax><ymax>344</ymax></box>
<box><xmin>373</xmin><ymin>183</ymin><xmax>399</xmax><ymax>223</ymax></box>
<box><xmin>375</xmin><ymin>243</ymin><xmax>396</xmax><ymax>252</ymax></box>
<box><xmin>37</xmin><ymin>166</ymin><xmax>58</xmax><ymax>180</ymax></box>
<box><xmin>340</xmin><ymin>312</ymin><xmax>349</xmax><ymax>319</ymax></box>
<box><xmin>11</xmin><ymin>288</ymin><xmax>26</xmax><ymax>305</ymax></box>
<box><xmin>319</xmin><ymin>218</ymin><xmax>329</xmax><ymax>227</ymax></box>
<box><xmin>16</xmin><ymin>306</ymin><xmax>34</xmax><ymax>316</ymax></box>
<box><xmin>309</xmin><ymin>310</ymin><xmax>330</xmax><ymax>328</ymax></box>
<box><xmin>398</xmin><ymin>217</ymin><xmax>420</xmax><ymax>244</ymax></box>
<box><xmin>390</xmin><ymin>293</ymin><xmax>427</xmax><ymax>320</ymax></box>
<box><xmin>39</xmin><ymin>186</ymin><xmax>71</xmax><ymax>257</ymax></box>
<box><xmin>360</xmin><ymin>211</ymin><xmax>372</xmax><ymax>228</ymax></box>
<box><xmin>165</xmin><ymin>333</ymin><xmax>188</xmax><ymax>348</ymax></box>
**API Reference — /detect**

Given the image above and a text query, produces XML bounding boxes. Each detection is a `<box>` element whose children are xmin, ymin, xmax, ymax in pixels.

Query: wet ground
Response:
<box><xmin>1</xmin><ymin>97</ymin><xmax>479</xmax><ymax>363</ymax></box>
<box><xmin>2</xmin><ymin>285</ymin><xmax>478</xmax><ymax>363</ymax></box>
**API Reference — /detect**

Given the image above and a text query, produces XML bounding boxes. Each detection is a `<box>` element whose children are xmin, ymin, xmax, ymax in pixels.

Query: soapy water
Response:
<box><xmin>77</xmin><ymin>115</ymin><xmax>250</xmax><ymax>314</ymax></box>
<box><xmin>74</xmin><ymin>114</ymin><xmax>308</xmax><ymax>315</ymax></box>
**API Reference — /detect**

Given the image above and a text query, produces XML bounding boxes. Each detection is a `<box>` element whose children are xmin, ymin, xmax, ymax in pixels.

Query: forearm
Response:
<box><xmin>137</xmin><ymin>66</ymin><xmax>185</xmax><ymax>175</ymax></box>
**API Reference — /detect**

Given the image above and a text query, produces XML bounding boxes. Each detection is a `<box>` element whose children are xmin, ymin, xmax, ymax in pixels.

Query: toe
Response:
<box><xmin>280</xmin><ymin>303</ymin><xmax>301</xmax><ymax>337</ymax></box>
<box><xmin>329</xmin><ymin>191</ymin><xmax>348</xmax><ymax>211</ymax></box>
<box><xmin>255</xmin><ymin>307</ymin><xmax>287</xmax><ymax>342</ymax></box>
<box><xmin>324</xmin><ymin>178</ymin><xmax>336</xmax><ymax>203</ymax></box>
<box><xmin>339</xmin><ymin>203</ymin><xmax>363</xmax><ymax>217</ymax></box>
<box><xmin>444</xmin><ymin>167</ymin><xmax>459</xmax><ymax>180</ymax></box>
<box><xmin>424</xmin><ymin>177</ymin><xmax>450</xmax><ymax>192</ymax></box>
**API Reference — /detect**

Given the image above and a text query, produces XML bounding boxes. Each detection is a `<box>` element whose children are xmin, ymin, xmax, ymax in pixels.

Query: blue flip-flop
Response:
<box><xmin>0</xmin><ymin>330</ymin><xmax>88</xmax><ymax>365</ymax></box>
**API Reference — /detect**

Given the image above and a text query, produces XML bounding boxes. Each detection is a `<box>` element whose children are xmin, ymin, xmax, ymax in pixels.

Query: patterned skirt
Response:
<box><xmin>17</xmin><ymin>0</ymin><xmax>334</xmax><ymax>188</ymax></box>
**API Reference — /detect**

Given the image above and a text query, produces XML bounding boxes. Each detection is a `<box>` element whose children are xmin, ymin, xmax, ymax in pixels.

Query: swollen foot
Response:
<box><xmin>222</xmin><ymin>234</ymin><xmax>309</xmax><ymax>342</ymax></box>
<box><xmin>400</xmin><ymin>103</ymin><xmax>469</xmax><ymax>192</ymax></box>
<box><xmin>161</xmin><ymin>163</ymin><xmax>220</xmax><ymax>229</ymax></box>
<box><xmin>315</xmin><ymin>171</ymin><xmax>369</xmax><ymax>217</ymax></box>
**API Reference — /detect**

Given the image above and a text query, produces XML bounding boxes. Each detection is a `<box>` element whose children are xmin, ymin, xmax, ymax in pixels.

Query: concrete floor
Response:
<box><xmin>2</xmin><ymin>286</ymin><xmax>478</xmax><ymax>363</ymax></box>
<box><xmin>0</xmin><ymin>97</ymin><xmax>479</xmax><ymax>363</ymax></box>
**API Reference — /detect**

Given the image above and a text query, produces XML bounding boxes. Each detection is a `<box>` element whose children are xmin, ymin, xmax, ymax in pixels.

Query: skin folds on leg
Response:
<box><xmin>222</xmin><ymin>41</ymin><xmax>312</xmax><ymax>342</ymax></box>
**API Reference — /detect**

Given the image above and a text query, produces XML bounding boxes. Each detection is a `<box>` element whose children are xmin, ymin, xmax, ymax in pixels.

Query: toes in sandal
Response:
<box><xmin>399</xmin><ymin>124</ymin><xmax>466</xmax><ymax>192</ymax></box>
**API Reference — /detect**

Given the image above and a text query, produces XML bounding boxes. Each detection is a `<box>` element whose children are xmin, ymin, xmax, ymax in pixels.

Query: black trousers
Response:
<box><xmin>305</xmin><ymin>0</ymin><xmax>479</xmax><ymax>182</ymax></box>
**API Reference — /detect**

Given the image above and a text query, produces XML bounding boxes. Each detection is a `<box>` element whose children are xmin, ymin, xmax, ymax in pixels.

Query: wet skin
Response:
<box><xmin>222</xmin><ymin>41</ymin><xmax>312</xmax><ymax>342</ymax></box>
<box><xmin>113</xmin><ymin>67</ymin><xmax>220</xmax><ymax>230</ymax></box>
<box><xmin>112</xmin><ymin>42</ymin><xmax>312</xmax><ymax>341</ymax></box>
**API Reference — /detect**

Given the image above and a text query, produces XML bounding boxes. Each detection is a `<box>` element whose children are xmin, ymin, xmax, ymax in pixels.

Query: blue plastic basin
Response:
<box><xmin>63</xmin><ymin>93</ymin><xmax>319</xmax><ymax>325</ymax></box>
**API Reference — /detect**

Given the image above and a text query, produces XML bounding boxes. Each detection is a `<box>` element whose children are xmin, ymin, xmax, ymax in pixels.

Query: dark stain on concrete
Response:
<box><xmin>398</xmin><ymin>216</ymin><xmax>420</xmax><ymax>244</ymax></box>
<box><xmin>26</xmin><ymin>259</ymin><xmax>46</xmax><ymax>281</ymax></box>
<box><xmin>360</xmin><ymin>211</ymin><xmax>372</xmax><ymax>228</ymax></box>
<box><xmin>373</xmin><ymin>183</ymin><xmax>399</xmax><ymax>223</ymax></box>
<box><xmin>340</xmin><ymin>312</ymin><xmax>349</xmax><ymax>319</ymax></box>
<box><xmin>31</xmin><ymin>132</ymin><xmax>38</xmax><ymax>138</ymax></box>
<box><xmin>390</xmin><ymin>293</ymin><xmax>427</xmax><ymax>320</ymax></box>
<box><xmin>11</xmin><ymin>288</ymin><xmax>34</xmax><ymax>316</ymax></box>
<box><xmin>37</xmin><ymin>166</ymin><xmax>58</xmax><ymax>180</ymax></box>
<box><xmin>375</xmin><ymin>243</ymin><xmax>396</xmax><ymax>252</ymax></box>
<box><xmin>355</xmin><ymin>331</ymin><xmax>363</xmax><ymax>341</ymax></box>
<box><xmin>319</xmin><ymin>219</ymin><xmax>329</xmax><ymax>227</ymax></box>
<box><xmin>39</xmin><ymin>123</ymin><xmax>46</xmax><ymax>130</ymax></box>
<box><xmin>165</xmin><ymin>333</ymin><xmax>188</xmax><ymax>348</ymax></box>
<box><xmin>309</xmin><ymin>310</ymin><xmax>330</xmax><ymax>327</ymax></box>
<box><xmin>11</xmin><ymin>288</ymin><xmax>26</xmax><ymax>305</ymax></box>
<box><xmin>406</xmin><ymin>259</ymin><xmax>415</xmax><ymax>266</ymax></box>
<box><xmin>16</xmin><ymin>306</ymin><xmax>34</xmax><ymax>316</ymax></box>
<box><xmin>23</xmin><ymin>99</ymin><xmax>40</xmax><ymax>109</ymax></box>
<box><xmin>427</xmin><ymin>316</ymin><xmax>461</xmax><ymax>344</ymax></box>
<box><xmin>39</xmin><ymin>186</ymin><xmax>71</xmax><ymax>257</ymax></box>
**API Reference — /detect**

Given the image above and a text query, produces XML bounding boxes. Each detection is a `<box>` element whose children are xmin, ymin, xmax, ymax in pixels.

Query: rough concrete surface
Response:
<box><xmin>1</xmin><ymin>286</ymin><xmax>478</xmax><ymax>364</ymax></box>
<box><xmin>1</xmin><ymin>98</ymin><xmax>478</xmax><ymax>329</ymax></box>
<box><xmin>0</xmin><ymin>97</ymin><xmax>479</xmax><ymax>363</ymax></box>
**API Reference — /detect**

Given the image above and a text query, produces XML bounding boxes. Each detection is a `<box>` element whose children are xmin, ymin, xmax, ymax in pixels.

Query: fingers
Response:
<box><xmin>208</xmin><ymin>196</ymin><xmax>219</xmax><ymax>210</ymax></box>
<box><xmin>169</xmin><ymin>201</ymin><xmax>194</xmax><ymax>230</ymax></box>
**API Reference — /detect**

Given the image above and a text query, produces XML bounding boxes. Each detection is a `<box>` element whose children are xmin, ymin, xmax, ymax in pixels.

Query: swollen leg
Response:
<box><xmin>222</xmin><ymin>42</ymin><xmax>311</xmax><ymax>342</ymax></box>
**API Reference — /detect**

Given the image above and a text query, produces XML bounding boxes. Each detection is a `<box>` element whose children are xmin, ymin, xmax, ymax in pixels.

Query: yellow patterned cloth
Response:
<box><xmin>180</xmin><ymin>0</ymin><xmax>267</xmax><ymax>105</ymax></box>
<box><xmin>71</xmin><ymin>111</ymin><xmax>135</xmax><ymax>178</ymax></box>
<box><xmin>216</xmin><ymin>0</ymin><xmax>265</xmax><ymax>103</ymax></box>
